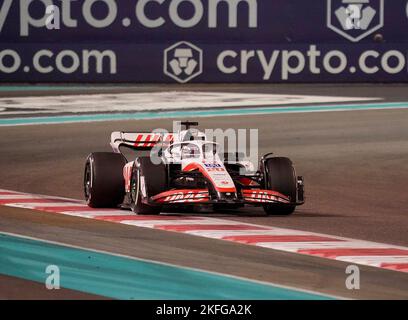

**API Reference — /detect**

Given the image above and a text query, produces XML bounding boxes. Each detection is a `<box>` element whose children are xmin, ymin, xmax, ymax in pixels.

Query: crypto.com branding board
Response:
<box><xmin>0</xmin><ymin>0</ymin><xmax>407</xmax><ymax>83</ymax></box>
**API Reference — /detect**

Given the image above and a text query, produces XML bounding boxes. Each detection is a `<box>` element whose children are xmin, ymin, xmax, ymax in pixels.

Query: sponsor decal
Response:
<box><xmin>164</xmin><ymin>41</ymin><xmax>203</xmax><ymax>83</ymax></box>
<box><xmin>206</xmin><ymin>168</ymin><xmax>225</xmax><ymax>172</ymax></box>
<box><xmin>203</xmin><ymin>163</ymin><xmax>225</xmax><ymax>172</ymax></box>
<box><xmin>203</xmin><ymin>163</ymin><xmax>222</xmax><ymax>168</ymax></box>
<box><xmin>243</xmin><ymin>190</ymin><xmax>290</xmax><ymax>203</ymax></box>
<box><xmin>327</xmin><ymin>0</ymin><xmax>384</xmax><ymax>42</ymax></box>
<box><xmin>163</xmin><ymin>191</ymin><xmax>209</xmax><ymax>202</ymax></box>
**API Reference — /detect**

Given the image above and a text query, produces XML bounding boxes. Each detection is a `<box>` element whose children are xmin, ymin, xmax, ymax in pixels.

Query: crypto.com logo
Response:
<box><xmin>327</xmin><ymin>0</ymin><xmax>384</xmax><ymax>42</ymax></box>
<box><xmin>164</xmin><ymin>42</ymin><xmax>203</xmax><ymax>83</ymax></box>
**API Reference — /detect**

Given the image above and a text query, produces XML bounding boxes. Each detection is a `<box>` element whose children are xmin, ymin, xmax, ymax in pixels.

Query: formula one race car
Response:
<box><xmin>84</xmin><ymin>122</ymin><xmax>304</xmax><ymax>215</ymax></box>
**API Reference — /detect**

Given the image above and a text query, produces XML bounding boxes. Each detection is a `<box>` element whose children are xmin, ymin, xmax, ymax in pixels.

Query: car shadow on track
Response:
<box><xmin>161</xmin><ymin>206</ymin><xmax>344</xmax><ymax>218</ymax></box>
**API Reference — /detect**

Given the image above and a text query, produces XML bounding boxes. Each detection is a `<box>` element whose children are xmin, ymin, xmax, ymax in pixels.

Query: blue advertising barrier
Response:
<box><xmin>0</xmin><ymin>0</ymin><xmax>407</xmax><ymax>83</ymax></box>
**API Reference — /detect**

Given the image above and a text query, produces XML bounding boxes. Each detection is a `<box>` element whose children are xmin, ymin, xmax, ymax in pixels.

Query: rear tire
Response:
<box><xmin>130</xmin><ymin>157</ymin><xmax>167</xmax><ymax>215</ymax></box>
<box><xmin>84</xmin><ymin>152</ymin><xmax>127</xmax><ymax>208</ymax></box>
<box><xmin>262</xmin><ymin>157</ymin><xmax>297</xmax><ymax>216</ymax></box>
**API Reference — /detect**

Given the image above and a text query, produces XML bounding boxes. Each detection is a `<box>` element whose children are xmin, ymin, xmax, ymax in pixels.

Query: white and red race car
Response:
<box><xmin>84</xmin><ymin>122</ymin><xmax>304</xmax><ymax>215</ymax></box>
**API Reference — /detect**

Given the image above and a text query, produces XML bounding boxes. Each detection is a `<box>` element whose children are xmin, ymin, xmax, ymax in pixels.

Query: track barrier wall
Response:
<box><xmin>0</xmin><ymin>0</ymin><xmax>407</xmax><ymax>83</ymax></box>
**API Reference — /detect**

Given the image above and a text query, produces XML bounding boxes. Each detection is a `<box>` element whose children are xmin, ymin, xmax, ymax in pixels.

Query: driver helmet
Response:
<box><xmin>181</xmin><ymin>144</ymin><xmax>200</xmax><ymax>158</ymax></box>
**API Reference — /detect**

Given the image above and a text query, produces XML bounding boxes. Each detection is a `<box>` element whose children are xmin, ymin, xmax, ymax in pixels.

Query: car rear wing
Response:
<box><xmin>110</xmin><ymin>132</ymin><xmax>175</xmax><ymax>153</ymax></box>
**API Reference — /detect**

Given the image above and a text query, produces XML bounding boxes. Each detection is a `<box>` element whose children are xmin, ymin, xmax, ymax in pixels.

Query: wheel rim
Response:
<box><xmin>84</xmin><ymin>162</ymin><xmax>92</xmax><ymax>201</ymax></box>
<box><xmin>131</xmin><ymin>168</ymin><xmax>140</xmax><ymax>208</ymax></box>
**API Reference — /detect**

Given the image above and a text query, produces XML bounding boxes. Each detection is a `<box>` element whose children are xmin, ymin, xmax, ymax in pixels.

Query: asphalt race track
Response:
<box><xmin>0</xmin><ymin>84</ymin><xmax>407</xmax><ymax>299</ymax></box>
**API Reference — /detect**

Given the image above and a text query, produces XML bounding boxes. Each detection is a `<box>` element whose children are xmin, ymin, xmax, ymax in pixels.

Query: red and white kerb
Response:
<box><xmin>1</xmin><ymin>189</ymin><xmax>407</xmax><ymax>274</ymax></box>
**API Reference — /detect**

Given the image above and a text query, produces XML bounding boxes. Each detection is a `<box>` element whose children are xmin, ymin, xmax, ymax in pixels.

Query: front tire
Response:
<box><xmin>262</xmin><ymin>157</ymin><xmax>297</xmax><ymax>216</ymax></box>
<box><xmin>84</xmin><ymin>152</ymin><xmax>127</xmax><ymax>208</ymax></box>
<box><xmin>130</xmin><ymin>157</ymin><xmax>167</xmax><ymax>215</ymax></box>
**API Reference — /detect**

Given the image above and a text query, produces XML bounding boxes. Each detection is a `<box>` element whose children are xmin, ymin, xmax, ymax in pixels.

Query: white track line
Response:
<box><xmin>9</xmin><ymin>202</ymin><xmax>86</xmax><ymax>208</ymax></box>
<box><xmin>0</xmin><ymin>195</ymin><xmax>47</xmax><ymax>200</ymax></box>
<box><xmin>62</xmin><ymin>211</ymin><xmax>133</xmax><ymax>217</ymax></box>
<box><xmin>0</xmin><ymin>92</ymin><xmax>378</xmax><ymax>115</ymax></box>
